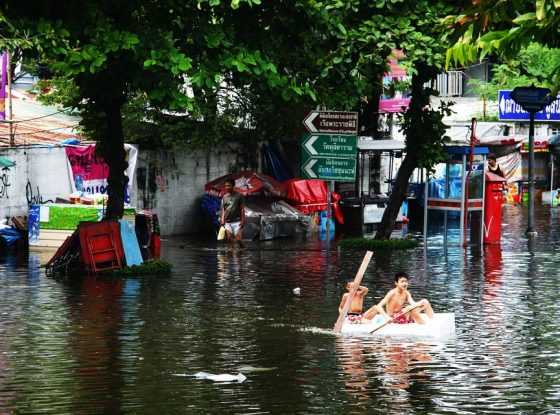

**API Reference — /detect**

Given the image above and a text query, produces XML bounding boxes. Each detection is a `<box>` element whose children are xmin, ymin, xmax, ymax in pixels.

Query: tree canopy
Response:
<box><xmin>2</xmin><ymin>0</ymin><xmax>458</xmax><ymax>230</ymax></box>
<box><xmin>446</xmin><ymin>1</ymin><xmax>560</xmax><ymax>88</ymax></box>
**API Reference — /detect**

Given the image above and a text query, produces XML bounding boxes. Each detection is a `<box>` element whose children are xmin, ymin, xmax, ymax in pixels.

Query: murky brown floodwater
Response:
<box><xmin>1</xmin><ymin>204</ymin><xmax>560</xmax><ymax>414</ymax></box>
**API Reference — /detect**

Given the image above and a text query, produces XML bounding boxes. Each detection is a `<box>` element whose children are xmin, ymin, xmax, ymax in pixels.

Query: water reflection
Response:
<box><xmin>68</xmin><ymin>277</ymin><xmax>125</xmax><ymax>413</ymax></box>
<box><xmin>2</xmin><ymin>205</ymin><xmax>560</xmax><ymax>413</ymax></box>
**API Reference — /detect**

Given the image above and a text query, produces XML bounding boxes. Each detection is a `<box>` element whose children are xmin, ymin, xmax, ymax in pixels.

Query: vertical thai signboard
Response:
<box><xmin>0</xmin><ymin>52</ymin><xmax>7</xmax><ymax>120</ymax></box>
<box><xmin>301</xmin><ymin>111</ymin><xmax>358</xmax><ymax>182</ymax></box>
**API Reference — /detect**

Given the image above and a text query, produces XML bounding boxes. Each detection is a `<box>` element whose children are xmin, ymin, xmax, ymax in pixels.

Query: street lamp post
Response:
<box><xmin>510</xmin><ymin>85</ymin><xmax>553</xmax><ymax>237</ymax></box>
<box><xmin>527</xmin><ymin>111</ymin><xmax>536</xmax><ymax>234</ymax></box>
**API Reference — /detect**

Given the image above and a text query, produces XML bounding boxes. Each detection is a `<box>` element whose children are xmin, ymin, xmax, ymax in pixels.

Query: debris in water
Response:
<box><xmin>193</xmin><ymin>372</ymin><xmax>247</xmax><ymax>383</ymax></box>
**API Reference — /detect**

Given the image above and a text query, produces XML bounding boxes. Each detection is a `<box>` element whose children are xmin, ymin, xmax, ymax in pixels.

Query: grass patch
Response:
<box><xmin>338</xmin><ymin>238</ymin><xmax>419</xmax><ymax>250</ymax></box>
<box><xmin>108</xmin><ymin>259</ymin><xmax>173</xmax><ymax>277</ymax></box>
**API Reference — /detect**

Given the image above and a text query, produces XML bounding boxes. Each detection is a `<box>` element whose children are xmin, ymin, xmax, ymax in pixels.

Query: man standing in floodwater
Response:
<box><xmin>220</xmin><ymin>179</ymin><xmax>245</xmax><ymax>243</ymax></box>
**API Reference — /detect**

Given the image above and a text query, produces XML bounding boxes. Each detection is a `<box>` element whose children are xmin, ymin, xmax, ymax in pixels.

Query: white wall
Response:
<box><xmin>0</xmin><ymin>146</ymin><xmax>75</xmax><ymax>220</ymax></box>
<box><xmin>135</xmin><ymin>149</ymin><xmax>233</xmax><ymax>236</ymax></box>
<box><xmin>0</xmin><ymin>145</ymin><xmax>232</xmax><ymax>236</ymax></box>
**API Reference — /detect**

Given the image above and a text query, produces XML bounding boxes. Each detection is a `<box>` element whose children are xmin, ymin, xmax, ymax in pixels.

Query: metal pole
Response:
<box><xmin>551</xmin><ymin>156</ymin><xmax>554</xmax><ymax>196</ymax></box>
<box><xmin>481</xmin><ymin>155</ymin><xmax>487</xmax><ymax>245</ymax></box>
<box><xmin>7</xmin><ymin>51</ymin><xmax>13</xmax><ymax>146</ymax></box>
<box><xmin>423</xmin><ymin>169</ymin><xmax>428</xmax><ymax>246</ymax></box>
<box><xmin>459</xmin><ymin>154</ymin><xmax>467</xmax><ymax>246</ymax></box>
<box><xmin>527</xmin><ymin>111</ymin><xmax>536</xmax><ymax>235</ymax></box>
<box><xmin>326</xmin><ymin>180</ymin><xmax>333</xmax><ymax>242</ymax></box>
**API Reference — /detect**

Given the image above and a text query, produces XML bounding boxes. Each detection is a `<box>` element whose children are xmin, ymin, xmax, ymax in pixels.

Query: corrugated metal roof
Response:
<box><xmin>0</xmin><ymin>90</ymin><xmax>82</xmax><ymax>147</ymax></box>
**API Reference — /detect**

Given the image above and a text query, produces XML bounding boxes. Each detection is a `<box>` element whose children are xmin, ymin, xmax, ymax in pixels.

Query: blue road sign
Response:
<box><xmin>499</xmin><ymin>90</ymin><xmax>560</xmax><ymax>122</ymax></box>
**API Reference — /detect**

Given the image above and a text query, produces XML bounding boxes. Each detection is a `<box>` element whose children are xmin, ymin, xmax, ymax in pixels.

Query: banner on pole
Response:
<box><xmin>0</xmin><ymin>52</ymin><xmax>7</xmax><ymax>120</ymax></box>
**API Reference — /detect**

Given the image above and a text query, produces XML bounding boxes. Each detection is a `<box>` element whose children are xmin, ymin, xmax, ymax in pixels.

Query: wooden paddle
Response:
<box><xmin>368</xmin><ymin>302</ymin><xmax>424</xmax><ymax>334</ymax></box>
<box><xmin>333</xmin><ymin>251</ymin><xmax>373</xmax><ymax>333</ymax></box>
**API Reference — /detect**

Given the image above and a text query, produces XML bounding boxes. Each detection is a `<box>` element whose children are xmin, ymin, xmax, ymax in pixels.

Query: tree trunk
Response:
<box><xmin>102</xmin><ymin>99</ymin><xmax>127</xmax><ymax>220</ymax></box>
<box><xmin>374</xmin><ymin>62</ymin><xmax>435</xmax><ymax>240</ymax></box>
<box><xmin>360</xmin><ymin>72</ymin><xmax>383</xmax><ymax>137</ymax></box>
<box><xmin>374</xmin><ymin>153</ymin><xmax>417</xmax><ymax>239</ymax></box>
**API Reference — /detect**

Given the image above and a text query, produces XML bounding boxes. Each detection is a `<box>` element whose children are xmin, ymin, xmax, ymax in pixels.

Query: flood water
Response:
<box><xmin>1</xmin><ymin>204</ymin><xmax>560</xmax><ymax>414</ymax></box>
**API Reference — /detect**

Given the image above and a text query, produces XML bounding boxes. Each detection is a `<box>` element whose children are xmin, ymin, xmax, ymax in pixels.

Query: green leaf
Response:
<box><xmin>536</xmin><ymin>0</ymin><xmax>546</xmax><ymax>20</ymax></box>
<box><xmin>512</xmin><ymin>12</ymin><xmax>536</xmax><ymax>25</ymax></box>
<box><xmin>337</xmin><ymin>23</ymin><xmax>347</xmax><ymax>36</ymax></box>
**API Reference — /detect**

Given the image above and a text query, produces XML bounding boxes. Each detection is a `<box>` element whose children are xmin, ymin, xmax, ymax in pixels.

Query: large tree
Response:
<box><xmin>1</xmin><ymin>1</ymin><xmax>325</xmax><ymax>218</ymax></box>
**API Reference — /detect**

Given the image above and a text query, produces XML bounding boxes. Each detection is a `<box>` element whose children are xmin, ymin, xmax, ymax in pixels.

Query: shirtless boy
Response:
<box><xmin>338</xmin><ymin>282</ymin><xmax>380</xmax><ymax>323</ymax></box>
<box><xmin>373</xmin><ymin>271</ymin><xmax>434</xmax><ymax>324</ymax></box>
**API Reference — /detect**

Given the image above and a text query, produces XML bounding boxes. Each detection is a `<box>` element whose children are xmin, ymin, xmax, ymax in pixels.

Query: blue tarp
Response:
<box><xmin>262</xmin><ymin>143</ymin><xmax>293</xmax><ymax>182</ymax></box>
<box><xmin>0</xmin><ymin>227</ymin><xmax>22</xmax><ymax>247</ymax></box>
<box><xmin>201</xmin><ymin>194</ymin><xmax>221</xmax><ymax>228</ymax></box>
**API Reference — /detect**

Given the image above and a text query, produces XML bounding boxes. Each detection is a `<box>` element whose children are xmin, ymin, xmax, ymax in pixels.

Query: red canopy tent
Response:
<box><xmin>284</xmin><ymin>179</ymin><xmax>344</xmax><ymax>224</ymax></box>
<box><xmin>204</xmin><ymin>171</ymin><xmax>286</xmax><ymax>197</ymax></box>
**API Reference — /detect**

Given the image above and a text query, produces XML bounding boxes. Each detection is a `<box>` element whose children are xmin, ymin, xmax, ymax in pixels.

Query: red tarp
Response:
<box><xmin>284</xmin><ymin>179</ymin><xmax>344</xmax><ymax>224</ymax></box>
<box><xmin>205</xmin><ymin>171</ymin><xmax>286</xmax><ymax>197</ymax></box>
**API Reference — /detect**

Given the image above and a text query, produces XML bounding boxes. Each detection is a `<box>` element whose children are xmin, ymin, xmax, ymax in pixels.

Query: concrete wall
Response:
<box><xmin>134</xmin><ymin>149</ymin><xmax>233</xmax><ymax>236</ymax></box>
<box><xmin>0</xmin><ymin>146</ymin><xmax>75</xmax><ymax>220</ymax></box>
<box><xmin>0</xmin><ymin>145</ymin><xmax>232</xmax><ymax>236</ymax></box>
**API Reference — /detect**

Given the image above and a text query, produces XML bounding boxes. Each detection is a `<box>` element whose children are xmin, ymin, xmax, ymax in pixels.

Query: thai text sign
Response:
<box><xmin>301</xmin><ymin>134</ymin><xmax>357</xmax><ymax>158</ymax></box>
<box><xmin>300</xmin><ymin>133</ymin><xmax>357</xmax><ymax>182</ymax></box>
<box><xmin>301</xmin><ymin>157</ymin><xmax>356</xmax><ymax>182</ymax></box>
<box><xmin>303</xmin><ymin>111</ymin><xmax>358</xmax><ymax>134</ymax></box>
<box><xmin>498</xmin><ymin>90</ymin><xmax>560</xmax><ymax>121</ymax></box>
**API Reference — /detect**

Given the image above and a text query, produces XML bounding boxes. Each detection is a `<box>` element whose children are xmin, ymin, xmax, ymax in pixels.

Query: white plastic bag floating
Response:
<box><xmin>194</xmin><ymin>372</ymin><xmax>247</xmax><ymax>383</ymax></box>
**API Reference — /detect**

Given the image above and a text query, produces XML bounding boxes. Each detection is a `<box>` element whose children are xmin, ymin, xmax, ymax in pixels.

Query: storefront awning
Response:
<box><xmin>357</xmin><ymin>138</ymin><xmax>405</xmax><ymax>151</ymax></box>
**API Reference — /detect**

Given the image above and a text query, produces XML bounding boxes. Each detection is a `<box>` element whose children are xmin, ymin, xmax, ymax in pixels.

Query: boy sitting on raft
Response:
<box><xmin>339</xmin><ymin>272</ymin><xmax>434</xmax><ymax>324</ymax></box>
<box><xmin>338</xmin><ymin>282</ymin><xmax>386</xmax><ymax>323</ymax></box>
<box><xmin>374</xmin><ymin>271</ymin><xmax>434</xmax><ymax>324</ymax></box>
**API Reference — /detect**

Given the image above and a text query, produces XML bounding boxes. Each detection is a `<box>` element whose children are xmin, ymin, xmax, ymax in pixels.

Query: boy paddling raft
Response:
<box><xmin>374</xmin><ymin>271</ymin><xmax>434</xmax><ymax>325</ymax></box>
<box><xmin>337</xmin><ymin>270</ymin><xmax>434</xmax><ymax>330</ymax></box>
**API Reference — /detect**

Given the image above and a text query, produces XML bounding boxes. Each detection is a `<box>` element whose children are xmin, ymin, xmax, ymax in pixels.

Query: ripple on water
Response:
<box><xmin>0</xmin><ymin>205</ymin><xmax>559</xmax><ymax>413</ymax></box>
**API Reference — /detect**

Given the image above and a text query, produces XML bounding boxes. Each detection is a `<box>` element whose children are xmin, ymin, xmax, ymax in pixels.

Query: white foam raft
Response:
<box><xmin>340</xmin><ymin>313</ymin><xmax>456</xmax><ymax>338</ymax></box>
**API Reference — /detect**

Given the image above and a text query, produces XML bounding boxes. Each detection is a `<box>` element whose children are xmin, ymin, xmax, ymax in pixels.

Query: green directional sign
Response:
<box><xmin>302</xmin><ymin>134</ymin><xmax>357</xmax><ymax>157</ymax></box>
<box><xmin>301</xmin><ymin>155</ymin><xmax>356</xmax><ymax>182</ymax></box>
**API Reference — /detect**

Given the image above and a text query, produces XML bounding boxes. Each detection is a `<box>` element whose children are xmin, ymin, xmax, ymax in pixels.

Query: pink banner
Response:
<box><xmin>379</xmin><ymin>97</ymin><xmax>411</xmax><ymax>113</ymax></box>
<box><xmin>0</xmin><ymin>52</ymin><xmax>7</xmax><ymax>120</ymax></box>
<box><xmin>65</xmin><ymin>145</ymin><xmax>110</xmax><ymax>194</ymax></box>
<box><xmin>379</xmin><ymin>50</ymin><xmax>411</xmax><ymax>114</ymax></box>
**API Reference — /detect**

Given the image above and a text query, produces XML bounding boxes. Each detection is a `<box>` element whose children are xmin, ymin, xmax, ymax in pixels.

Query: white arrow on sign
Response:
<box><xmin>304</xmin><ymin>135</ymin><xmax>319</xmax><ymax>155</ymax></box>
<box><xmin>303</xmin><ymin>111</ymin><xmax>319</xmax><ymax>133</ymax></box>
<box><xmin>304</xmin><ymin>158</ymin><xmax>317</xmax><ymax>178</ymax></box>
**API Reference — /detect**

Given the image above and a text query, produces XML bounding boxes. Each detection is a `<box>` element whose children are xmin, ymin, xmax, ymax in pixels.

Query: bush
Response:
<box><xmin>108</xmin><ymin>259</ymin><xmax>173</xmax><ymax>277</ymax></box>
<box><xmin>338</xmin><ymin>238</ymin><xmax>419</xmax><ymax>250</ymax></box>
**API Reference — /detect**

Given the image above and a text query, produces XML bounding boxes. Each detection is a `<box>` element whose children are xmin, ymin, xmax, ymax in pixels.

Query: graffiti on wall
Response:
<box><xmin>0</xmin><ymin>167</ymin><xmax>11</xmax><ymax>199</ymax></box>
<box><xmin>26</xmin><ymin>180</ymin><xmax>54</xmax><ymax>205</ymax></box>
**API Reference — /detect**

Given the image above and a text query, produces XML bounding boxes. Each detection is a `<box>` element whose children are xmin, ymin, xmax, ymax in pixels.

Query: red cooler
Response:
<box><xmin>484</xmin><ymin>172</ymin><xmax>506</xmax><ymax>244</ymax></box>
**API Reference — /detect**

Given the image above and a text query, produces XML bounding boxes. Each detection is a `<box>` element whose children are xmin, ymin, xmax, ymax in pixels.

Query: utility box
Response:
<box><xmin>484</xmin><ymin>172</ymin><xmax>506</xmax><ymax>244</ymax></box>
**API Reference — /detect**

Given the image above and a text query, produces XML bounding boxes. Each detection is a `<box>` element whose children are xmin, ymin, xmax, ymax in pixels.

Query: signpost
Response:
<box><xmin>301</xmin><ymin>110</ymin><xmax>359</xmax><ymax>240</ymax></box>
<box><xmin>303</xmin><ymin>111</ymin><xmax>358</xmax><ymax>134</ymax></box>
<box><xmin>301</xmin><ymin>157</ymin><xmax>356</xmax><ymax>182</ymax></box>
<box><xmin>300</xmin><ymin>127</ymin><xmax>358</xmax><ymax>182</ymax></box>
<box><xmin>302</xmin><ymin>133</ymin><xmax>357</xmax><ymax>157</ymax></box>
<box><xmin>498</xmin><ymin>90</ymin><xmax>560</xmax><ymax>121</ymax></box>
<box><xmin>509</xmin><ymin>85</ymin><xmax>553</xmax><ymax>236</ymax></box>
